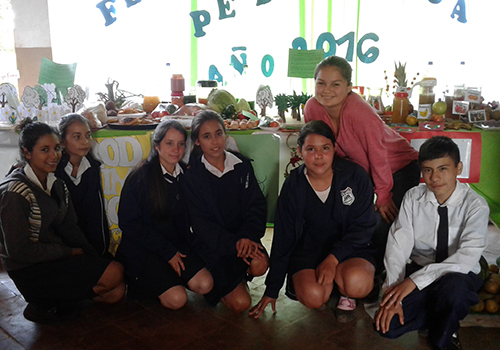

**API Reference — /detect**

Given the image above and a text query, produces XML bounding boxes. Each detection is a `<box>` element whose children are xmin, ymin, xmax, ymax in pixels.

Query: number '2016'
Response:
<box><xmin>209</xmin><ymin>31</ymin><xmax>379</xmax><ymax>82</ymax></box>
<box><xmin>293</xmin><ymin>32</ymin><xmax>379</xmax><ymax>64</ymax></box>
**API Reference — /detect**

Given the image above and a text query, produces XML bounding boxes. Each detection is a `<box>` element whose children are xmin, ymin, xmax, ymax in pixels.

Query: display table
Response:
<box><xmin>91</xmin><ymin>128</ymin><xmax>281</xmax><ymax>253</ymax></box>
<box><xmin>91</xmin><ymin>126</ymin><xmax>500</xmax><ymax>252</ymax></box>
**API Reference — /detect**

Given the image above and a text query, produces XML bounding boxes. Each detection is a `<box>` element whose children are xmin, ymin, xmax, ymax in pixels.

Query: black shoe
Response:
<box><xmin>439</xmin><ymin>332</ymin><xmax>462</xmax><ymax>350</ymax></box>
<box><xmin>23</xmin><ymin>303</ymin><xmax>80</xmax><ymax>324</ymax></box>
<box><xmin>418</xmin><ymin>328</ymin><xmax>429</xmax><ymax>337</ymax></box>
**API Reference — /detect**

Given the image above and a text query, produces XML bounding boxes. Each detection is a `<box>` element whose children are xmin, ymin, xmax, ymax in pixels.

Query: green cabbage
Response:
<box><xmin>236</xmin><ymin>98</ymin><xmax>251</xmax><ymax>113</ymax></box>
<box><xmin>207</xmin><ymin>89</ymin><xmax>236</xmax><ymax>113</ymax></box>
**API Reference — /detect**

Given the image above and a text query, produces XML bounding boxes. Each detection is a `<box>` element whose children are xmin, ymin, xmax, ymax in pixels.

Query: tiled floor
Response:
<box><xmin>1</xmin><ymin>227</ymin><xmax>500</xmax><ymax>350</ymax></box>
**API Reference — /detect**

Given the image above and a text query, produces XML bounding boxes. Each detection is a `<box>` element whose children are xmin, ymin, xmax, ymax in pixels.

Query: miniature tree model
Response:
<box><xmin>274</xmin><ymin>93</ymin><xmax>290</xmax><ymax>123</ymax></box>
<box><xmin>256</xmin><ymin>85</ymin><xmax>274</xmax><ymax>116</ymax></box>
<box><xmin>290</xmin><ymin>91</ymin><xmax>308</xmax><ymax>121</ymax></box>
<box><xmin>65</xmin><ymin>85</ymin><xmax>87</xmax><ymax>112</ymax></box>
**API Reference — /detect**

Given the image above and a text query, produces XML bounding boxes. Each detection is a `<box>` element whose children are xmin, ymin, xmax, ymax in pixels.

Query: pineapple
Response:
<box><xmin>394</xmin><ymin>62</ymin><xmax>407</xmax><ymax>87</ymax></box>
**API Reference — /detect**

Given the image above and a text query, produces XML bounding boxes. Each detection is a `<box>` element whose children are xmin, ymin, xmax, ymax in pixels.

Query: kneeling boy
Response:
<box><xmin>374</xmin><ymin>136</ymin><xmax>489</xmax><ymax>349</ymax></box>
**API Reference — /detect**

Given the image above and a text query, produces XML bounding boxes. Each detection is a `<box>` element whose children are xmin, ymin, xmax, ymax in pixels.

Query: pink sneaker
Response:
<box><xmin>337</xmin><ymin>296</ymin><xmax>356</xmax><ymax>311</ymax></box>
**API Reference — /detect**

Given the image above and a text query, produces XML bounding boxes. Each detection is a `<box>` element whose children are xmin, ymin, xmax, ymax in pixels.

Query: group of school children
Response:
<box><xmin>0</xmin><ymin>56</ymin><xmax>491</xmax><ymax>350</ymax></box>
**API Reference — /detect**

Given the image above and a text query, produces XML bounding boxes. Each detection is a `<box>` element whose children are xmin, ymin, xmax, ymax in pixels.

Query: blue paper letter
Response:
<box><xmin>451</xmin><ymin>0</ymin><xmax>467</xmax><ymax>23</ymax></box>
<box><xmin>357</xmin><ymin>33</ymin><xmax>379</xmax><ymax>64</ymax></box>
<box><xmin>231</xmin><ymin>47</ymin><xmax>248</xmax><ymax>75</ymax></box>
<box><xmin>209</xmin><ymin>65</ymin><xmax>223</xmax><ymax>83</ymax></box>
<box><xmin>124</xmin><ymin>0</ymin><xmax>141</xmax><ymax>8</ymax></box>
<box><xmin>261</xmin><ymin>55</ymin><xmax>274</xmax><ymax>78</ymax></box>
<box><xmin>217</xmin><ymin>0</ymin><xmax>236</xmax><ymax>19</ymax></box>
<box><xmin>96</xmin><ymin>0</ymin><xmax>116</xmax><ymax>26</ymax></box>
<box><xmin>428</xmin><ymin>0</ymin><xmax>442</xmax><ymax>3</ymax></box>
<box><xmin>257</xmin><ymin>0</ymin><xmax>272</xmax><ymax>5</ymax></box>
<box><xmin>316</xmin><ymin>32</ymin><xmax>336</xmax><ymax>57</ymax></box>
<box><xmin>292</xmin><ymin>37</ymin><xmax>307</xmax><ymax>50</ymax></box>
<box><xmin>190</xmin><ymin>10</ymin><xmax>211</xmax><ymax>38</ymax></box>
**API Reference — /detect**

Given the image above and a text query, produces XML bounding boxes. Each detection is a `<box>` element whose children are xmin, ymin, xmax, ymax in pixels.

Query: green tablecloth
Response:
<box><xmin>93</xmin><ymin>127</ymin><xmax>500</xmax><ymax>226</ymax></box>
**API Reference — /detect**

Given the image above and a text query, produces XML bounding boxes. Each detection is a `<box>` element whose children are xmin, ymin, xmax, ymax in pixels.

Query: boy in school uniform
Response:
<box><xmin>374</xmin><ymin>136</ymin><xmax>489</xmax><ymax>350</ymax></box>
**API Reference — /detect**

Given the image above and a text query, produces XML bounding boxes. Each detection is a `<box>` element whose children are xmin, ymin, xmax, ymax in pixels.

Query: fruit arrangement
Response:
<box><xmin>470</xmin><ymin>256</ymin><xmax>500</xmax><ymax>314</ymax></box>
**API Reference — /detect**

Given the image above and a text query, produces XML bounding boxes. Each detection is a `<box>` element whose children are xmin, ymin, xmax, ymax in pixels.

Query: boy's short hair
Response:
<box><xmin>418</xmin><ymin>136</ymin><xmax>460</xmax><ymax>166</ymax></box>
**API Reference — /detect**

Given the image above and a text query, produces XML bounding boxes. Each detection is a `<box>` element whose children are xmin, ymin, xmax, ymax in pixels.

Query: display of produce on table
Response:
<box><xmin>372</xmin><ymin>62</ymin><xmax>500</xmax><ymax>132</ymax></box>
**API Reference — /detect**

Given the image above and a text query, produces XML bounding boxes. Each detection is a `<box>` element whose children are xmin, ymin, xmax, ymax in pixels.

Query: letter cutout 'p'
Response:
<box><xmin>190</xmin><ymin>10</ymin><xmax>211</xmax><ymax>38</ymax></box>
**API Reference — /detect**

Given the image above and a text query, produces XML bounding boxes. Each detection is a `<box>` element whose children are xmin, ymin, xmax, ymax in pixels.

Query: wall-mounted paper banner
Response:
<box><xmin>287</xmin><ymin>49</ymin><xmax>325</xmax><ymax>79</ymax></box>
<box><xmin>38</xmin><ymin>58</ymin><xmax>77</xmax><ymax>99</ymax></box>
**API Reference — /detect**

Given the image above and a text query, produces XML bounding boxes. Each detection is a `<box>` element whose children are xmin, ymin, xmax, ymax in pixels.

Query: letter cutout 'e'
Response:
<box><xmin>217</xmin><ymin>0</ymin><xmax>236</xmax><ymax>19</ymax></box>
<box><xmin>124</xmin><ymin>0</ymin><xmax>141</xmax><ymax>8</ymax></box>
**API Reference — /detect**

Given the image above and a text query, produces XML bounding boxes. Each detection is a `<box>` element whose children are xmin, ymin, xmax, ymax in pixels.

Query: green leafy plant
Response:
<box><xmin>274</xmin><ymin>93</ymin><xmax>290</xmax><ymax>122</ymax></box>
<box><xmin>96</xmin><ymin>79</ymin><xmax>141</xmax><ymax>109</ymax></box>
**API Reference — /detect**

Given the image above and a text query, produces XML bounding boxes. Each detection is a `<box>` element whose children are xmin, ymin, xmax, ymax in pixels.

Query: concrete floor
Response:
<box><xmin>1</xmin><ymin>227</ymin><xmax>500</xmax><ymax>350</ymax></box>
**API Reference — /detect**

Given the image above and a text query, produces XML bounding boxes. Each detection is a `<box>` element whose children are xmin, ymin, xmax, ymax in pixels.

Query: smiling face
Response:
<box><xmin>298</xmin><ymin>133</ymin><xmax>335</xmax><ymax>179</ymax></box>
<box><xmin>61</xmin><ymin>121</ymin><xmax>92</xmax><ymax>162</ymax></box>
<box><xmin>155</xmin><ymin>127</ymin><xmax>186</xmax><ymax>173</ymax></box>
<box><xmin>24</xmin><ymin>133</ymin><xmax>62</xmax><ymax>183</ymax></box>
<box><xmin>315</xmin><ymin>66</ymin><xmax>352</xmax><ymax>114</ymax></box>
<box><xmin>421</xmin><ymin>155</ymin><xmax>463</xmax><ymax>204</ymax></box>
<box><xmin>195</xmin><ymin>119</ymin><xmax>226</xmax><ymax>165</ymax></box>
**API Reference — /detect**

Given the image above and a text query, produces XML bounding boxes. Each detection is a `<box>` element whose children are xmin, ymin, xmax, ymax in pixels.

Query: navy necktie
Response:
<box><xmin>436</xmin><ymin>206</ymin><xmax>448</xmax><ymax>263</ymax></box>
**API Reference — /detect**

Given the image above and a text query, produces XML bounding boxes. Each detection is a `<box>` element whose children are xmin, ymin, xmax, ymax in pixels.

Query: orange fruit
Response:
<box><xmin>471</xmin><ymin>299</ymin><xmax>484</xmax><ymax>313</ymax></box>
<box><xmin>406</xmin><ymin>116</ymin><xmax>418</xmax><ymax>126</ymax></box>
<box><xmin>485</xmin><ymin>299</ymin><xmax>499</xmax><ymax>313</ymax></box>
<box><xmin>432</xmin><ymin>114</ymin><xmax>444</xmax><ymax>123</ymax></box>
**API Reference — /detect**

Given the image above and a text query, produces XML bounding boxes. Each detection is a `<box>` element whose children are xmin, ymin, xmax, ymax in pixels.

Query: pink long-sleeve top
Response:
<box><xmin>304</xmin><ymin>93</ymin><xmax>418</xmax><ymax>206</ymax></box>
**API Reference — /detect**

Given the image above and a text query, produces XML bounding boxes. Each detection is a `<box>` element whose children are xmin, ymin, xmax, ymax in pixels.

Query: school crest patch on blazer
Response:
<box><xmin>341</xmin><ymin>187</ymin><xmax>354</xmax><ymax>206</ymax></box>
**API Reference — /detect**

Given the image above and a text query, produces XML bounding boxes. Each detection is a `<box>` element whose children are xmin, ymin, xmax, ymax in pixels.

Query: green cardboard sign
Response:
<box><xmin>287</xmin><ymin>49</ymin><xmax>325</xmax><ymax>79</ymax></box>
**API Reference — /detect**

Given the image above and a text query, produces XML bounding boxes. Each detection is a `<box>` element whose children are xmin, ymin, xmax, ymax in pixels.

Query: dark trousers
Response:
<box><xmin>373</xmin><ymin>160</ymin><xmax>420</xmax><ymax>274</ymax></box>
<box><xmin>379</xmin><ymin>266</ymin><xmax>483</xmax><ymax>348</ymax></box>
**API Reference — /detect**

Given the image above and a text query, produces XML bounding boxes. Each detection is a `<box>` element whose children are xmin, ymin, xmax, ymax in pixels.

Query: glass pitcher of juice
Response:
<box><xmin>392</xmin><ymin>92</ymin><xmax>409</xmax><ymax>124</ymax></box>
<box><xmin>415</xmin><ymin>78</ymin><xmax>437</xmax><ymax>120</ymax></box>
<box><xmin>367</xmin><ymin>87</ymin><xmax>384</xmax><ymax>114</ymax></box>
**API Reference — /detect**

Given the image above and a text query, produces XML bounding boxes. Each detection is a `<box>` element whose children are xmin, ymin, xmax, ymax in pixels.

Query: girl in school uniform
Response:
<box><xmin>56</xmin><ymin>113</ymin><xmax>110</xmax><ymax>257</ymax></box>
<box><xmin>250</xmin><ymin>120</ymin><xmax>377</xmax><ymax>322</ymax></box>
<box><xmin>116</xmin><ymin>120</ymin><xmax>213</xmax><ymax>309</ymax></box>
<box><xmin>0</xmin><ymin>119</ymin><xmax>125</xmax><ymax>323</ymax></box>
<box><xmin>183</xmin><ymin>110</ymin><xmax>269</xmax><ymax>313</ymax></box>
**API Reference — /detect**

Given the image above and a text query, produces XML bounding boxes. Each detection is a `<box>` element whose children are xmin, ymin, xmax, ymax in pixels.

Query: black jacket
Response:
<box><xmin>55</xmin><ymin>154</ymin><xmax>110</xmax><ymax>256</ymax></box>
<box><xmin>183</xmin><ymin>152</ymin><xmax>266</xmax><ymax>266</ymax></box>
<box><xmin>0</xmin><ymin>168</ymin><xmax>96</xmax><ymax>271</ymax></box>
<box><xmin>116</xmin><ymin>161</ymin><xmax>191</xmax><ymax>280</ymax></box>
<box><xmin>264</xmin><ymin>158</ymin><xmax>377</xmax><ymax>299</ymax></box>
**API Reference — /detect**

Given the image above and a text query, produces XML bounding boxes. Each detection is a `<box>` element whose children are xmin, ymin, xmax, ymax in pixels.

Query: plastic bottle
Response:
<box><xmin>171</xmin><ymin>74</ymin><xmax>185</xmax><ymax>107</ymax></box>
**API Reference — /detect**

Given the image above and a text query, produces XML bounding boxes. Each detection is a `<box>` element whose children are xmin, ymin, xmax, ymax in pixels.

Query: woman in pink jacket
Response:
<box><xmin>304</xmin><ymin>56</ymin><xmax>420</xmax><ymax>281</ymax></box>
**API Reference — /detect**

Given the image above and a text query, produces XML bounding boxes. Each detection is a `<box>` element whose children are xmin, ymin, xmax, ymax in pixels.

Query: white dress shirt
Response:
<box><xmin>201</xmin><ymin>150</ymin><xmax>242</xmax><ymax>178</ymax></box>
<box><xmin>160</xmin><ymin>163</ymin><xmax>183</xmax><ymax>182</ymax></box>
<box><xmin>384</xmin><ymin>181</ymin><xmax>489</xmax><ymax>291</ymax></box>
<box><xmin>64</xmin><ymin>156</ymin><xmax>91</xmax><ymax>186</ymax></box>
<box><xmin>24</xmin><ymin>164</ymin><xmax>57</xmax><ymax>194</ymax></box>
